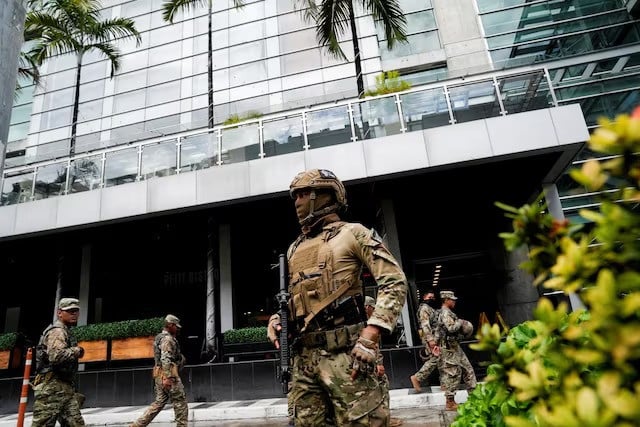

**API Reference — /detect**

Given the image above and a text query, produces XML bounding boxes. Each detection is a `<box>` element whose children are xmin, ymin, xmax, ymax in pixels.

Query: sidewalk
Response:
<box><xmin>0</xmin><ymin>387</ymin><xmax>466</xmax><ymax>426</ymax></box>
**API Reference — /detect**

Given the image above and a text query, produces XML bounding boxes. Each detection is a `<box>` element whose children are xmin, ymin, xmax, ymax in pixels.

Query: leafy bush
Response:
<box><xmin>223</xmin><ymin>111</ymin><xmax>263</xmax><ymax>126</ymax></box>
<box><xmin>454</xmin><ymin>107</ymin><xmax>640</xmax><ymax>426</ymax></box>
<box><xmin>73</xmin><ymin>317</ymin><xmax>164</xmax><ymax>342</ymax></box>
<box><xmin>0</xmin><ymin>332</ymin><xmax>18</xmax><ymax>351</ymax></box>
<box><xmin>223</xmin><ymin>327</ymin><xmax>269</xmax><ymax>344</ymax></box>
<box><xmin>364</xmin><ymin>70</ymin><xmax>411</xmax><ymax>97</ymax></box>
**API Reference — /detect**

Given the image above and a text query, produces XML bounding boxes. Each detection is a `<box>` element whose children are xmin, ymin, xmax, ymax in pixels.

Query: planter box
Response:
<box><xmin>0</xmin><ymin>348</ymin><xmax>22</xmax><ymax>369</ymax></box>
<box><xmin>110</xmin><ymin>336</ymin><xmax>155</xmax><ymax>360</ymax></box>
<box><xmin>79</xmin><ymin>340</ymin><xmax>108</xmax><ymax>363</ymax></box>
<box><xmin>0</xmin><ymin>350</ymin><xmax>9</xmax><ymax>369</ymax></box>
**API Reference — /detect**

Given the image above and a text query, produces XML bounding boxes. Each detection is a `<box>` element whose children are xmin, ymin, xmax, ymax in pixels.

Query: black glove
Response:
<box><xmin>75</xmin><ymin>346</ymin><xmax>85</xmax><ymax>358</ymax></box>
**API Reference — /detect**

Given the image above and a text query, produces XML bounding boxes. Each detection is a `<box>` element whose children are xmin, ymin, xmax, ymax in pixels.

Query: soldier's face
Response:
<box><xmin>294</xmin><ymin>189</ymin><xmax>312</xmax><ymax>222</ymax></box>
<box><xmin>59</xmin><ymin>308</ymin><xmax>80</xmax><ymax>326</ymax></box>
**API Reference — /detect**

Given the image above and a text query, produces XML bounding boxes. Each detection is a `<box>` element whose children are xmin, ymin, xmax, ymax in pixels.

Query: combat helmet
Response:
<box><xmin>289</xmin><ymin>169</ymin><xmax>347</xmax><ymax>225</ymax></box>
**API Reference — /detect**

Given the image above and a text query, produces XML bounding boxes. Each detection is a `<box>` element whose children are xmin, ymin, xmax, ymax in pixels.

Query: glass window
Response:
<box><xmin>279</xmin><ymin>29</ymin><xmax>317</xmax><ymax>54</ymax></box>
<box><xmin>180</xmin><ymin>132</ymin><xmax>218</xmax><ymax>171</ymax></box>
<box><xmin>229</xmin><ymin>21</ymin><xmax>265</xmax><ymax>45</ymax></box>
<box><xmin>104</xmin><ymin>147</ymin><xmax>139</xmax><ymax>187</ymax></box>
<box><xmin>148</xmin><ymin>41</ymin><xmax>182</xmax><ymax>67</ymax></box>
<box><xmin>147</xmin><ymin>61</ymin><xmax>182</xmax><ymax>86</ymax></box>
<box><xmin>75</xmin><ymin>132</ymin><xmax>102</xmax><ymax>153</ymax></box>
<box><xmin>281</xmin><ymin>49</ymin><xmax>322</xmax><ymax>75</ymax></box>
<box><xmin>114</xmin><ymin>89</ymin><xmax>146</xmax><ymax>113</ymax></box>
<box><xmin>1</xmin><ymin>170</ymin><xmax>34</xmax><ymax>205</ymax></box>
<box><xmin>147</xmin><ymin>81</ymin><xmax>181</xmax><ymax>106</ymax></box>
<box><xmin>193</xmin><ymin>73</ymin><xmax>208</xmax><ymax>95</ymax></box>
<box><xmin>44</xmin><ymin>69</ymin><xmax>76</xmax><ymax>91</ymax></box>
<box><xmin>119</xmin><ymin>51</ymin><xmax>149</xmax><ymax>73</ymax></box>
<box><xmin>352</xmin><ymin>97</ymin><xmax>402</xmax><ymax>140</ymax></box>
<box><xmin>400</xmin><ymin>0</ymin><xmax>433</xmax><ymax>13</ymax></box>
<box><xmin>380</xmin><ymin>31</ymin><xmax>440</xmax><ymax>58</ymax></box>
<box><xmin>78</xmin><ymin>99</ymin><xmax>104</xmax><ymax>122</ymax></box>
<box><xmin>262</xmin><ymin>114</ymin><xmax>304</xmax><ymax>157</ymax></box>
<box><xmin>121</xmin><ymin>0</ymin><xmax>152</xmax><ymax>17</ymax></box>
<box><xmin>277</xmin><ymin>0</ymin><xmax>296</xmax><ymax>14</ymax></box>
<box><xmin>10</xmin><ymin>104</ymin><xmax>31</xmax><ymax>125</ymax></box>
<box><xmin>229</xmin><ymin>40</ymin><xmax>266</xmax><ymax>66</ymax></box>
<box><xmin>449</xmin><ymin>80</ymin><xmax>501</xmax><ymax>122</ymax></box>
<box><xmin>41</xmin><ymin>107</ymin><xmax>72</xmax><ymax>130</ymax></box>
<box><xmin>499</xmin><ymin>71</ymin><xmax>552</xmax><ymax>113</ymax></box>
<box><xmin>229</xmin><ymin>1</ymin><xmax>265</xmax><ymax>26</ymax></box>
<box><xmin>150</xmin><ymin>24</ymin><xmax>182</xmax><ymax>47</ymax></box>
<box><xmin>8</xmin><ymin>122</ymin><xmax>30</xmax><ymax>142</ymax></box>
<box><xmin>115</xmin><ymin>69</ymin><xmax>147</xmax><ymax>93</ymax></box>
<box><xmin>34</xmin><ymin>162</ymin><xmax>67</xmax><ymax>200</ymax></box>
<box><xmin>229</xmin><ymin>62</ymin><xmax>267</xmax><ymax>86</ymax></box>
<box><xmin>141</xmin><ymin>140</ymin><xmax>177</xmax><ymax>179</ymax></box>
<box><xmin>193</xmin><ymin>33</ymin><xmax>209</xmax><ymax>55</ymax></box>
<box><xmin>80</xmin><ymin>61</ymin><xmax>106</xmax><ymax>84</ymax></box>
<box><xmin>401</xmin><ymin>88</ymin><xmax>451</xmax><ymax>131</ymax></box>
<box><xmin>306</xmin><ymin>106</ymin><xmax>352</xmax><ymax>148</ymax></box>
<box><xmin>78</xmin><ymin>80</ymin><xmax>105</xmax><ymax>103</ymax></box>
<box><xmin>43</xmin><ymin>88</ymin><xmax>74</xmax><ymax>111</ymax></box>
<box><xmin>379</xmin><ymin>10</ymin><xmax>436</xmax><ymax>40</ymax></box>
<box><xmin>278</xmin><ymin>11</ymin><xmax>312</xmax><ymax>33</ymax></box>
<box><xmin>220</xmin><ymin>123</ymin><xmax>261</xmax><ymax>164</ymax></box>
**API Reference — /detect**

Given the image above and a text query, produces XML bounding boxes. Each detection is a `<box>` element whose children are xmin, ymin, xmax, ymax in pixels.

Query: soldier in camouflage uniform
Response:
<box><xmin>130</xmin><ymin>315</ymin><xmax>188</xmax><ymax>427</ymax></box>
<box><xmin>32</xmin><ymin>298</ymin><xmax>86</xmax><ymax>427</ymax></box>
<box><xmin>409</xmin><ymin>291</ymin><xmax>441</xmax><ymax>393</ymax></box>
<box><xmin>267</xmin><ymin>168</ymin><xmax>408</xmax><ymax>427</ymax></box>
<box><xmin>434</xmin><ymin>291</ymin><xmax>477</xmax><ymax>411</ymax></box>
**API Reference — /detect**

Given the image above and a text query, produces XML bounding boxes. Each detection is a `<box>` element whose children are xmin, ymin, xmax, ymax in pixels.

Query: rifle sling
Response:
<box><xmin>300</xmin><ymin>280</ymin><xmax>353</xmax><ymax>333</ymax></box>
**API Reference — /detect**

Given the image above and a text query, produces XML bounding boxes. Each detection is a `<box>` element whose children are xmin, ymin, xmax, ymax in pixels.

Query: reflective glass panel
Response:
<box><xmin>401</xmin><ymin>88</ymin><xmax>450</xmax><ymax>131</ymax></box>
<box><xmin>352</xmin><ymin>97</ymin><xmax>402</xmax><ymax>140</ymax></box>
<box><xmin>498</xmin><ymin>71</ymin><xmax>552</xmax><ymax>114</ymax></box>
<box><xmin>1</xmin><ymin>170</ymin><xmax>34</xmax><ymax>205</ymax></box>
<box><xmin>34</xmin><ymin>162</ymin><xmax>67</xmax><ymax>200</ymax></box>
<box><xmin>180</xmin><ymin>132</ymin><xmax>218</xmax><ymax>171</ymax></box>
<box><xmin>220</xmin><ymin>123</ymin><xmax>261</xmax><ymax>164</ymax></box>
<box><xmin>449</xmin><ymin>80</ymin><xmax>501</xmax><ymax>122</ymax></box>
<box><xmin>141</xmin><ymin>140</ymin><xmax>178</xmax><ymax>180</ymax></box>
<box><xmin>69</xmin><ymin>155</ymin><xmax>103</xmax><ymax>193</ymax></box>
<box><xmin>104</xmin><ymin>148</ymin><xmax>139</xmax><ymax>187</ymax></box>
<box><xmin>306</xmin><ymin>106</ymin><xmax>352</xmax><ymax>149</ymax></box>
<box><xmin>262</xmin><ymin>115</ymin><xmax>304</xmax><ymax>157</ymax></box>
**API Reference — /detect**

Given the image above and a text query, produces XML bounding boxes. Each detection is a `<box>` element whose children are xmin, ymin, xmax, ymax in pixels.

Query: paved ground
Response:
<box><xmin>0</xmin><ymin>387</ymin><xmax>465</xmax><ymax>426</ymax></box>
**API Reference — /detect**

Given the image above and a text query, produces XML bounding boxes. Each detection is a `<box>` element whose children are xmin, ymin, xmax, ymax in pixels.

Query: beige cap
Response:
<box><xmin>364</xmin><ymin>296</ymin><xmax>376</xmax><ymax>307</ymax></box>
<box><xmin>440</xmin><ymin>290</ymin><xmax>458</xmax><ymax>300</ymax></box>
<box><xmin>165</xmin><ymin>314</ymin><xmax>182</xmax><ymax>328</ymax></box>
<box><xmin>58</xmin><ymin>298</ymin><xmax>80</xmax><ymax>311</ymax></box>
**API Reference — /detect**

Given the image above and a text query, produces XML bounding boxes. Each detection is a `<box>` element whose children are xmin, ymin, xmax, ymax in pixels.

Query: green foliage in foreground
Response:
<box><xmin>73</xmin><ymin>317</ymin><xmax>164</xmax><ymax>342</ymax></box>
<box><xmin>454</xmin><ymin>108</ymin><xmax>640</xmax><ymax>426</ymax></box>
<box><xmin>223</xmin><ymin>327</ymin><xmax>269</xmax><ymax>344</ymax></box>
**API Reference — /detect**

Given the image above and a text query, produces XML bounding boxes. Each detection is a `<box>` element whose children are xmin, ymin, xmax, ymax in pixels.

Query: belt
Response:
<box><xmin>298</xmin><ymin>322</ymin><xmax>366</xmax><ymax>352</ymax></box>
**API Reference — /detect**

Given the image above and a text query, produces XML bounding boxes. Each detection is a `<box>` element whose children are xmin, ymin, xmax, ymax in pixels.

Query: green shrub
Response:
<box><xmin>0</xmin><ymin>332</ymin><xmax>18</xmax><ymax>351</ymax></box>
<box><xmin>223</xmin><ymin>327</ymin><xmax>269</xmax><ymax>344</ymax></box>
<box><xmin>455</xmin><ymin>107</ymin><xmax>640</xmax><ymax>426</ymax></box>
<box><xmin>223</xmin><ymin>111</ymin><xmax>263</xmax><ymax>126</ymax></box>
<box><xmin>73</xmin><ymin>317</ymin><xmax>164</xmax><ymax>342</ymax></box>
<box><xmin>364</xmin><ymin>70</ymin><xmax>411</xmax><ymax>97</ymax></box>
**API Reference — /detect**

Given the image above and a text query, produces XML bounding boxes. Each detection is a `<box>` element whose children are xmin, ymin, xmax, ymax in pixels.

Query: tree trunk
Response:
<box><xmin>53</xmin><ymin>254</ymin><xmax>63</xmax><ymax>322</ymax></box>
<box><xmin>70</xmin><ymin>53</ymin><xmax>83</xmax><ymax>156</ymax></box>
<box><xmin>348</xmin><ymin>4</ymin><xmax>364</xmax><ymax>99</ymax></box>
<box><xmin>207</xmin><ymin>0</ymin><xmax>214</xmax><ymax>128</ymax></box>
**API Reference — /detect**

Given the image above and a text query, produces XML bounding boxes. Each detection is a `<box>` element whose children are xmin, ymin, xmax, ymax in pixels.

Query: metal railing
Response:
<box><xmin>0</xmin><ymin>67</ymin><xmax>557</xmax><ymax>206</ymax></box>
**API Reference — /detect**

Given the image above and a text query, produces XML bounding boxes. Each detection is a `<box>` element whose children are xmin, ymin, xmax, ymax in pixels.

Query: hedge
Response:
<box><xmin>73</xmin><ymin>317</ymin><xmax>164</xmax><ymax>341</ymax></box>
<box><xmin>0</xmin><ymin>332</ymin><xmax>17</xmax><ymax>351</ymax></box>
<box><xmin>223</xmin><ymin>327</ymin><xmax>269</xmax><ymax>344</ymax></box>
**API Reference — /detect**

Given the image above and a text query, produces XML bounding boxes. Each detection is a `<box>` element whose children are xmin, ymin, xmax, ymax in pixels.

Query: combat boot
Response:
<box><xmin>445</xmin><ymin>396</ymin><xmax>458</xmax><ymax>411</ymax></box>
<box><xmin>409</xmin><ymin>375</ymin><xmax>422</xmax><ymax>393</ymax></box>
<box><xmin>389</xmin><ymin>417</ymin><xmax>403</xmax><ymax>426</ymax></box>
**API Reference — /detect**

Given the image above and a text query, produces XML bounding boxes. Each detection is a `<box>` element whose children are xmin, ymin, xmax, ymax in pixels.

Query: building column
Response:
<box><xmin>498</xmin><ymin>246</ymin><xmax>539</xmax><ymax>326</ymax></box>
<box><xmin>219</xmin><ymin>224</ymin><xmax>233</xmax><ymax>334</ymax></box>
<box><xmin>379</xmin><ymin>199</ymin><xmax>414</xmax><ymax>347</ymax></box>
<box><xmin>543</xmin><ymin>183</ymin><xmax>585</xmax><ymax>310</ymax></box>
<box><xmin>78</xmin><ymin>244</ymin><xmax>91</xmax><ymax>326</ymax></box>
<box><xmin>205</xmin><ymin>218</ymin><xmax>221</xmax><ymax>362</ymax></box>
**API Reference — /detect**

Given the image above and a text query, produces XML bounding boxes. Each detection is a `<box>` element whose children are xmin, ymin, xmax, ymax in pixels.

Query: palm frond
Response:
<box><xmin>86</xmin><ymin>42</ymin><xmax>121</xmax><ymax>77</ymax></box>
<box><xmin>364</xmin><ymin>0</ymin><xmax>406</xmax><ymax>48</ymax></box>
<box><xmin>294</xmin><ymin>0</ymin><xmax>319</xmax><ymax>23</ymax></box>
<box><xmin>89</xmin><ymin>18</ymin><xmax>141</xmax><ymax>46</ymax></box>
<box><xmin>162</xmin><ymin>0</ymin><xmax>209</xmax><ymax>23</ymax></box>
<box><xmin>316</xmin><ymin>0</ymin><xmax>351</xmax><ymax>60</ymax></box>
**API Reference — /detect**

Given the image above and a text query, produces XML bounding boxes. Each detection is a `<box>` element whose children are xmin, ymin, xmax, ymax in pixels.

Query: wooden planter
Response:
<box><xmin>110</xmin><ymin>336</ymin><xmax>155</xmax><ymax>360</ymax></box>
<box><xmin>0</xmin><ymin>350</ymin><xmax>10</xmax><ymax>369</ymax></box>
<box><xmin>78</xmin><ymin>340</ymin><xmax>108</xmax><ymax>362</ymax></box>
<box><xmin>0</xmin><ymin>347</ymin><xmax>22</xmax><ymax>369</ymax></box>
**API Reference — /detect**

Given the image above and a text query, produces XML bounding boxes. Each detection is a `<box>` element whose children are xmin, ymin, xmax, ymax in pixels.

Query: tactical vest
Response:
<box><xmin>35</xmin><ymin>324</ymin><xmax>78</xmax><ymax>380</ymax></box>
<box><xmin>288</xmin><ymin>222</ymin><xmax>366</xmax><ymax>332</ymax></box>
<box><xmin>153</xmin><ymin>331</ymin><xmax>181</xmax><ymax>365</ymax></box>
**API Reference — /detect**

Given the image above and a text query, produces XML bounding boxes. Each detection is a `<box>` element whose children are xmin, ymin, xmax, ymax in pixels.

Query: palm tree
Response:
<box><xmin>297</xmin><ymin>0</ymin><xmax>407</xmax><ymax>99</ymax></box>
<box><xmin>162</xmin><ymin>0</ymin><xmax>243</xmax><ymax>129</ymax></box>
<box><xmin>15</xmin><ymin>20</ymin><xmax>42</xmax><ymax>98</ymax></box>
<box><xmin>27</xmin><ymin>0</ymin><xmax>141</xmax><ymax>155</ymax></box>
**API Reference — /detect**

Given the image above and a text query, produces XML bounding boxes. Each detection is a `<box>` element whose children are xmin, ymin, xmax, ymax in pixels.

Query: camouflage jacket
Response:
<box><xmin>36</xmin><ymin>320</ymin><xmax>79</xmax><ymax>382</ymax></box>
<box><xmin>153</xmin><ymin>330</ymin><xmax>184</xmax><ymax>378</ymax></box>
<box><xmin>435</xmin><ymin>306</ymin><xmax>463</xmax><ymax>349</ymax></box>
<box><xmin>416</xmin><ymin>303</ymin><xmax>436</xmax><ymax>344</ymax></box>
<box><xmin>288</xmin><ymin>216</ymin><xmax>407</xmax><ymax>334</ymax></box>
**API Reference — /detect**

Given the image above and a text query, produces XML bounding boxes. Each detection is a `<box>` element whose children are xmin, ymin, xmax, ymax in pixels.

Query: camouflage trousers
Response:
<box><xmin>438</xmin><ymin>345</ymin><xmax>477</xmax><ymax>398</ymax></box>
<box><xmin>413</xmin><ymin>350</ymin><xmax>439</xmax><ymax>384</ymax></box>
<box><xmin>290</xmin><ymin>347</ymin><xmax>388</xmax><ymax>426</ymax></box>
<box><xmin>31</xmin><ymin>376</ymin><xmax>85</xmax><ymax>427</ymax></box>
<box><xmin>131</xmin><ymin>376</ymin><xmax>188</xmax><ymax>427</ymax></box>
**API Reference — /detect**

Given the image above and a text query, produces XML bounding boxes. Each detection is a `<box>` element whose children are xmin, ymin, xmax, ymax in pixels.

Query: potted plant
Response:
<box><xmin>74</xmin><ymin>317</ymin><xmax>164</xmax><ymax>362</ymax></box>
<box><xmin>0</xmin><ymin>332</ymin><xmax>18</xmax><ymax>369</ymax></box>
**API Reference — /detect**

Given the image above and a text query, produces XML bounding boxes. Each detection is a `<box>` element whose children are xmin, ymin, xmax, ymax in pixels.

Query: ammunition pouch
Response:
<box><xmin>297</xmin><ymin>322</ymin><xmax>365</xmax><ymax>352</ymax></box>
<box><xmin>296</xmin><ymin>295</ymin><xmax>366</xmax><ymax>332</ymax></box>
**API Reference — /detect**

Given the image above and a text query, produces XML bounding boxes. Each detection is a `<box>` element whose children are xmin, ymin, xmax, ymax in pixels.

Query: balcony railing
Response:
<box><xmin>0</xmin><ymin>68</ymin><xmax>556</xmax><ymax>206</ymax></box>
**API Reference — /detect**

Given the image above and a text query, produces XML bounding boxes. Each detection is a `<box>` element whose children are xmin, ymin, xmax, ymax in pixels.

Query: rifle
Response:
<box><xmin>275</xmin><ymin>253</ymin><xmax>291</xmax><ymax>395</ymax></box>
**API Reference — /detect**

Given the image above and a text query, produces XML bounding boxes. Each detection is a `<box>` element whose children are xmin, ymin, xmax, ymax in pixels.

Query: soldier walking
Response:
<box><xmin>267</xmin><ymin>168</ymin><xmax>408</xmax><ymax>426</ymax></box>
<box><xmin>130</xmin><ymin>315</ymin><xmax>187</xmax><ymax>427</ymax></box>
<box><xmin>409</xmin><ymin>291</ymin><xmax>441</xmax><ymax>393</ymax></box>
<box><xmin>435</xmin><ymin>291</ymin><xmax>477</xmax><ymax>411</ymax></box>
<box><xmin>32</xmin><ymin>297</ymin><xmax>86</xmax><ymax>427</ymax></box>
